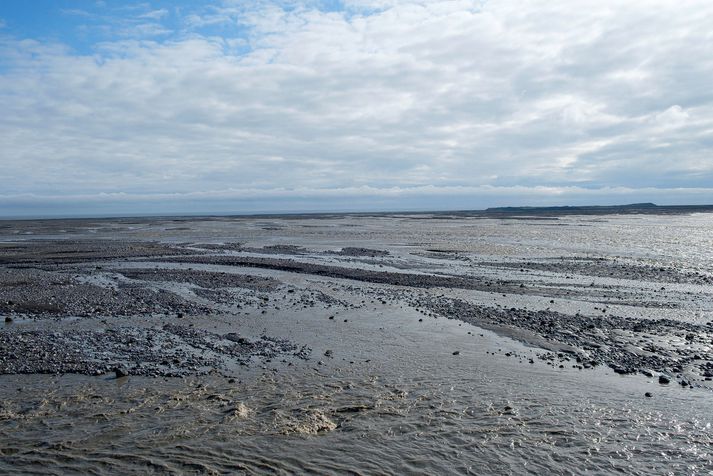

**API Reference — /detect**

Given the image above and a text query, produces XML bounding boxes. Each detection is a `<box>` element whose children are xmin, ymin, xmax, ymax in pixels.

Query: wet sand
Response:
<box><xmin>1</xmin><ymin>213</ymin><xmax>712</xmax><ymax>474</ymax></box>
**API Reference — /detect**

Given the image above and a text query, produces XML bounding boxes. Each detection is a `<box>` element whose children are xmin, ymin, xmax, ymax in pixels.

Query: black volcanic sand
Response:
<box><xmin>1</xmin><ymin>236</ymin><xmax>712</xmax><ymax>389</ymax></box>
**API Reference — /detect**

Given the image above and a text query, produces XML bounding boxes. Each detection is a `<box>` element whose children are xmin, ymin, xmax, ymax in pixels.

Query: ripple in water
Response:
<box><xmin>1</xmin><ymin>370</ymin><xmax>712</xmax><ymax>475</ymax></box>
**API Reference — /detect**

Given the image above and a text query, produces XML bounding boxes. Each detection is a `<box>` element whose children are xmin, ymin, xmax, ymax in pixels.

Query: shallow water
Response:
<box><xmin>1</xmin><ymin>213</ymin><xmax>713</xmax><ymax>474</ymax></box>
<box><xmin>2</xmin><ymin>323</ymin><xmax>712</xmax><ymax>475</ymax></box>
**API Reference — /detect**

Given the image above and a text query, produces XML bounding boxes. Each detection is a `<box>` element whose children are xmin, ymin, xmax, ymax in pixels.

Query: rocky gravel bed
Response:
<box><xmin>0</xmin><ymin>324</ymin><xmax>310</xmax><ymax>377</ymax></box>
<box><xmin>191</xmin><ymin>242</ymin><xmax>244</xmax><ymax>251</ymax></box>
<box><xmin>326</xmin><ymin>247</ymin><xmax>390</xmax><ymax>258</ymax></box>
<box><xmin>154</xmin><ymin>255</ymin><xmax>686</xmax><ymax>307</ymax></box>
<box><xmin>153</xmin><ymin>255</ymin><xmax>522</xmax><ymax>292</ymax></box>
<box><xmin>477</xmin><ymin>257</ymin><xmax>713</xmax><ymax>285</ymax></box>
<box><xmin>242</xmin><ymin>245</ymin><xmax>308</xmax><ymax>255</ymax></box>
<box><xmin>410</xmin><ymin>294</ymin><xmax>713</xmax><ymax>385</ymax></box>
<box><xmin>0</xmin><ymin>268</ymin><xmax>211</xmax><ymax>318</ymax></box>
<box><xmin>2</xmin><ymin>237</ymin><xmax>711</xmax><ymax>389</ymax></box>
<box><xmin>0</xmin><ymin>240</ymin><xmax>198</xmax><ymax>265</ymax></box>
<box><xmin>117</xmin><ymin>268</ymin><xmax>281</xmax><ymax>292</ymax></box>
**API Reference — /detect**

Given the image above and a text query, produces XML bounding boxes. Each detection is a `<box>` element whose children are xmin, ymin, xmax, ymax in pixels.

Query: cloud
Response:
<box><xmin>139</xmin><ymin>9</ymin><xmax>168</xmax><ymax>20</ymax></box>
<box><xmin>654</xmin><ymin>105</ymin><xmax>689</xmax><ymax>129</ymax></box>
<box><xmin>1</xmin><ymin>0</ymin><xmax>712</xmax><ymax>216</ymax></box>
<box><xmin>60</xmin><ymin>8</ymin><xmax>94</xmax><ymax>17</ymax></box>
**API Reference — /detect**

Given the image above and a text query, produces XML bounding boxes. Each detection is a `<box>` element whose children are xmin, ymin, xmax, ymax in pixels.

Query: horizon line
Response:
<box><xmin>2</xmin><ymin>202</ymin><xmax>713</xmax><ymax>222</ymax></box>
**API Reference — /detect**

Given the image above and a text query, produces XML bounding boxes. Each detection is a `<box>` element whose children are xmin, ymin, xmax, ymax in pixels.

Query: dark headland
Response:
<box><xmin>218</xmin><ymin>202</ymin><xmax>713</xmax><ymax>221</ymax></box>
<box><xmin>232</xmin><ymin>202</ymin><xmax>713</xmax><ymax>220</ymax></box>
<box><xmin>481</xmin><ymin>202</ymin><xmax>713</xmax><ymax>217</ymax></box>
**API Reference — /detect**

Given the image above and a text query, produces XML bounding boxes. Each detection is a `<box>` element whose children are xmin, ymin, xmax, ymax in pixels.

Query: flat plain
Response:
<box><xmin>1</xmin><ymin>211</ymin><xmax>712</xmax><ymax>474</ymax></box>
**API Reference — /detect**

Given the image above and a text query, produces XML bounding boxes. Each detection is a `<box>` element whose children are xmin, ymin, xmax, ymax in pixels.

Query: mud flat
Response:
<box><xmin>144</xmin><ymin>252</ymin><xmax>713</xmax><ymax>384</ymax></box>
<box><xmin>1</xmin><ymin>213</ymin><xmax>713</xmax><ymax>474</ymax></box>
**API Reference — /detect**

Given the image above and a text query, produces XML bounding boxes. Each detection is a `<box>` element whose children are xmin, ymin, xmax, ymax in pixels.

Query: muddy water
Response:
<box><xmin>1</xmin><ymin>213</ymin><xmax>713</xmax><ymax>474</ymax></box>
<box><xmin>2</xmin><ymin>308</ymin><xmax>712</xmax><ymax>475</ymax></box>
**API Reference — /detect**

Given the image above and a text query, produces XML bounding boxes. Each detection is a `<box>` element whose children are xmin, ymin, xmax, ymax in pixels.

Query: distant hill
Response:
<box><xmin>480</xmin><ymin>203</ymin><xmax>713</xmax><ymax>217</ymax></box>
<box><xmin>485</xmin><ymin>203</ymin><xmax>658</xmax><ymax>213</ymax></box>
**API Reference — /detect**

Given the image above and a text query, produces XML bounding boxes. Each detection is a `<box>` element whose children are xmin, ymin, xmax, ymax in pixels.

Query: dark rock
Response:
<box><xmin>644</xmin><ymin>392</ymin><xmax>653</xmax><ymax>398</ymax></box>
<box><xmin>225</xmin><ymin>333</ymin><xmax>250</xmax><ymax>345</ymax></box>
<box><xmin>658</xmin><ymin>375</ymin><xmax>671</xmax><ymax>384</ymax></box>
<box><xmin>335</xmin><ymin>404</ymin><xmax>373</xmax><ymax>413</ymax></box>
<box><xmin>114</xmin><ymin>367</ymin><xmax>129</xmax><ymax>378</ymax></box>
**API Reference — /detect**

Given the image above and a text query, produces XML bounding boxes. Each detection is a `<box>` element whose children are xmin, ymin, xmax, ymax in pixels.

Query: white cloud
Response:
<box><xmin>654</xmin><ymin>105</ymin><xmax>689</xmax><ymax>129</ymax></box>
<box><xmin>139</xmin><ymin>9</ymin><xmax>168</xmax><ymax>20</ymax></box>
<box><xmin>60</xmin><ymin>8</ymin><xmax>94</xmax><ymax>17</ymax></box>
<box><xmin>1</xmin><ymin>0</ymin><xmax>712</xmax><ymax>215</ymax></box>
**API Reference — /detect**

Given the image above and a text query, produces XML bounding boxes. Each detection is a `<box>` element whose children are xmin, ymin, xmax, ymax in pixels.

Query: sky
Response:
<box><xmin>1</xmin><ymin>0</ymin><xmax>712</xmax><ymax>217</ymax></box>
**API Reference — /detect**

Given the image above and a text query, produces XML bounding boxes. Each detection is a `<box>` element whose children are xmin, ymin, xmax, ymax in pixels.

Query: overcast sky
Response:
<box><xmin>1</xmin><ymin>0</ymin><xmax>712</xmax><ymax>217</ymax></box>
